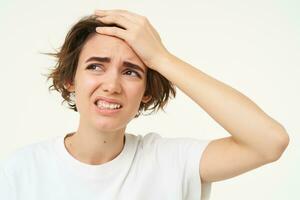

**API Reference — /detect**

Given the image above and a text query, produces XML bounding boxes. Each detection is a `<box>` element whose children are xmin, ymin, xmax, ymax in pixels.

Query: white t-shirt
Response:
<box><xmin>0</xmin><ymin>132</ymin><xmax>211</xmax><ymax>200</ymax></box>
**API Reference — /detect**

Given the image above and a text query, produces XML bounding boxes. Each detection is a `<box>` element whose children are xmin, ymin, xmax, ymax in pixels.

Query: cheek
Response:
<box><xmin>75</xmin><ymin>75</ymin><xmax>98</xmax><ymax>104</ymax></box>
<box><xmin>122</xmin><ymin>81</ymin><xmax>145</xmax><ymax>101</ymax></box>
<box><xmin>125</xmin><ymin>75</ymin><xmax>147</xmax><ymax>95</ymax></box>
<box><xmin>77</xmin><ymin>73</ymin><xmax>98</xmax><ymax>90</ymax></box>
<box><xmin>127</xmin><ymin>83</ymin><xmax>146</xmax><ymax>104</ymax></box>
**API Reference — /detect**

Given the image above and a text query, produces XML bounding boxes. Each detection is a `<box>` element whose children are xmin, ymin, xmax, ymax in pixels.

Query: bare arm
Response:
<box><xmin>155</xmin><ymin>54</ymin><xmax>289</xmax><ymax>182</ymax></box>
<box><xmin>94</xmin><ymin>9</ymin><xmax>290</xmax><ymax>183</ymax></box>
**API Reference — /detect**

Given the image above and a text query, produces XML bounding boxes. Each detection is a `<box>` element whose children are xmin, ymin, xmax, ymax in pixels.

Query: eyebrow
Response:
<box><xmin>85</xmin><ymin>56</ymin><xmax>145</xmax><ymax>74</ymax></box>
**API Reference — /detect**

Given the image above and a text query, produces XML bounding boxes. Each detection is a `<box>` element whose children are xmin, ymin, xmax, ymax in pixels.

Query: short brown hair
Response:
<box><xmin>45</xmin><ymin>15</ymin><xmax>176</xmax><ymax>117</ymax></box>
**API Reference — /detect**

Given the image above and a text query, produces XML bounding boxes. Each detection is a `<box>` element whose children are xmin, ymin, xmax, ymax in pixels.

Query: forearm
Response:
<box><xmin>154</xmin><ymin>53</ymin><xmax>289</xmax><ymax>156</ymax></box>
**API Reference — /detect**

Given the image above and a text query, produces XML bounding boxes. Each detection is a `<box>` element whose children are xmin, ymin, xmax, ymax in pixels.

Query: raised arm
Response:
<box><xmin>94</xmin><ymin>9</ymin><xmax>289</xmax><ymax>183</ymax></box>
<box><xmin>151</xmin><ymin>54</ymin><xmax>289</xmax><ymax>182</ymax></box>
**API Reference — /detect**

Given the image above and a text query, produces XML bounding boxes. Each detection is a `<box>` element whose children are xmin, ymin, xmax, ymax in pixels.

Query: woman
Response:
<box><xmin>0</xmin><ymin>9</ymin><xmax>289</xmax><ymax>200</ymax></box>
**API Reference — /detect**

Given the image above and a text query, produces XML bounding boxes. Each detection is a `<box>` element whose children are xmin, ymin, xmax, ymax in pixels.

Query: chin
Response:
<box><xmin>93</xmin><ymin>120</ymin><xmax>127</xmax><ymax>133</ymax></box>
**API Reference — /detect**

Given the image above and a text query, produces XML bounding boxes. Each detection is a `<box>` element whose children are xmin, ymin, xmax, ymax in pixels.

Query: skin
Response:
<box><xmin>93</xmin><ymin>9</ymin><xmax>290</xmax><ymax>183</ymax></box>
<box><xmin>65</xmin><ymin>33</ymin><xmax>151</xmax><ymax>165</ymax></box>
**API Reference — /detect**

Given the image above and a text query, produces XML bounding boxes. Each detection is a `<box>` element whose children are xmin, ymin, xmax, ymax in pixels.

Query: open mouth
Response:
<box><xmin>94</xmin><ymin>100</ymin><xmax>123</xmax><ymax>110</ymax></box>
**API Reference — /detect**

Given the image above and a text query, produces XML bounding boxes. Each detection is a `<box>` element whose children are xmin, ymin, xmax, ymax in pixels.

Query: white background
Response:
<box><xmin>0</xmin><ymin>0</ymin><xmax>299</xmax><ymax>199</ymax></box>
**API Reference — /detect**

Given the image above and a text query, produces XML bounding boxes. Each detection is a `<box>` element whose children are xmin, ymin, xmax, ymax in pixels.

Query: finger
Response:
<box><xmin>95</xmin><ymin>9</ymin><xmax>135</xmax><ymax>17</ymax></box>
<box><xmin>95</xmin><ymin>11</ymin><xmax>138</xmax><ymax>27</ymax></box>
<box><xmin>95</xmin><ymin>26</ymin><xmax>127</xmax><ymax>40</ymax></box>
<box><xmin>96</xmin><ymin>9</ymin><xmax>130</xmax><ymax>15</ymax></box>
<box><xmin>95</xmin><ymin>10</ymin><xmax>107</xmax><ymax>17</ymax></box>
<box><xmin>96</xmin><ymin>15</ymin><xmax>133</xmax><ymax>30</ymax></box>
<box><xmin>107</xmin><ymin>9</ymin><xmax>143</xmax><ymax>19</ymax></box>
<box><xmin>95</xmin><ymin>9</ymin><xmax>144</xmax><ymax>25</ymax></box>
<box><xmin>147</xmin><ymin>21</ymin><xmax>162</xmax><ymax>42</ymax></box>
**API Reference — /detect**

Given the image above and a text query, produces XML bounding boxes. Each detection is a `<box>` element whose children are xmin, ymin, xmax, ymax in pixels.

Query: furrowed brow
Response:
<box><xmin>85</xmin><ymin>56</ymin><xmax>111</xmax><ymax>63</ymax></box>
<box><xmin>85</xmin><ymin>56</ymin><xmax>145</xmax><ymax>74</ymax></box>
<box><xmin>123</xmin><ymin>61</ymin><xmax>145</xmax><ymax>74</ymax></box>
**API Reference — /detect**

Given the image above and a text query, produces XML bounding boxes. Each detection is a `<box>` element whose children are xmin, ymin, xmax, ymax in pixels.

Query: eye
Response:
<box><xmin>124</xmin><ymin>70</ymin><xmax>141</xmax><ymax>78</ymax></box>
<box><xmin>86</xmin><ymin>63</ymin><xmax>103</xmax><ymax>71</ymax></box>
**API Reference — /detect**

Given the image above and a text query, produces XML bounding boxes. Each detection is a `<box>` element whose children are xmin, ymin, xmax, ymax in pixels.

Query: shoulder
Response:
<box><xmin>135</xmin><ymin>132</ymin><xmax>210</xmax><ymax>162</ymax></box>
<box><xmin>0</xmin><ymin>136</ymin><xmax>59</xmax><ymax>173</ymax></box>
<box><xmin>126</xmin><ymin>132</ymin><xmax>161</xmax><ymax>149</ymax></box>
<box><xmin>139</xmin><ymin>132</ymin><xmax>162</xmax><ymax>145</ymax></box>
<box><xmin>137</xmin><ymin>132</ymin><xmax>212</xmax><ymax>199</ymax></box>
<box><xmin>140</xmin><ymin>132</ymin><xmax>210</xmax><ymax>150</ymax></box>
<box><xmin>138</xmin><ymin>132</ymin><xmax>209</xmax><ymax>145</ymax></box>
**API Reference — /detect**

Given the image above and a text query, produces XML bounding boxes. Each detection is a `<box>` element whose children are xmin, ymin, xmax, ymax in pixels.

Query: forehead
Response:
<box><xmin>79</xmin><ymin>33</ymin><xmax>143</xmax><ymax>64</ymax></box>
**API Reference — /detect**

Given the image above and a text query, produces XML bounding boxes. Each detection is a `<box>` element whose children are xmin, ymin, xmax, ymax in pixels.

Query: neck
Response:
<box><xmin>64</xmin><ymin>122</ymin><xmax>126</xmax><ymax>165</ymax></box>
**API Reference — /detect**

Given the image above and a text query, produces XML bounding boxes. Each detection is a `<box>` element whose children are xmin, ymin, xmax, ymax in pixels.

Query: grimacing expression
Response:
<box><xmin>67</xmin><ymin>33</ymin><xmax>151</xmax><ymax>131</ymax></box>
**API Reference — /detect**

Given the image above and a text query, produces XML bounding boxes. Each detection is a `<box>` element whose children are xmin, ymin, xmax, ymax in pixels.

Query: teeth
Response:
<box><xmin>96</xmin><ymin>100</ymin><xmax>121</xmax><ymax>110</ymax></box>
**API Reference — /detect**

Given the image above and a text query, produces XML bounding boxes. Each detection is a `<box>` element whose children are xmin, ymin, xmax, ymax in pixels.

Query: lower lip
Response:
<box><xmin>94</xmin><ymin>103</ymin><xmax>122</xmax><ymax>115</ymax></box>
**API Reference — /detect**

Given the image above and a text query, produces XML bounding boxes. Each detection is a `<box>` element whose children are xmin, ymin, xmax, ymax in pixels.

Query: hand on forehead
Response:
<box><xmin>79</xmin><ymin>33</ymin><xmax>146</xmax><ymax>69</ymax></box>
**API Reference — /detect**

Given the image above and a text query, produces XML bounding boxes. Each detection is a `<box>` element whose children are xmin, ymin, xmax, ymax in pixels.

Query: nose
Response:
<box><xmin>101</xmin><ymin>70</ymin><xmax>122</xmax><ymax>94</ymax></box>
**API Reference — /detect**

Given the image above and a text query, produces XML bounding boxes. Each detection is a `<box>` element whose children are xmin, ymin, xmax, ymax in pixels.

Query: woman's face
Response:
<box><xmin>68</xmin><ymin>33</ymin><xmax>150</xmax><ymax>132</ymax></box>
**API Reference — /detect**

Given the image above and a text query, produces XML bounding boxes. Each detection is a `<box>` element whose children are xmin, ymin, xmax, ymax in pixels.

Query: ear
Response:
<box><xmin>64</xmin><ymin>81</ymin><xmax>75</xmax><ymax>92</ymax></box>
<box><xmin>141</xmin><ymin>95</ymin><xmax>152</xmax><ymax>104</ymax></box>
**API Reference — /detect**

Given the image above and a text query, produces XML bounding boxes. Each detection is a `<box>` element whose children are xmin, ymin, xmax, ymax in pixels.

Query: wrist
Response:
<box><xmin>148</xmin><ymin>50</ymin><xmax>175</xmax><ymax>72</ymax></box>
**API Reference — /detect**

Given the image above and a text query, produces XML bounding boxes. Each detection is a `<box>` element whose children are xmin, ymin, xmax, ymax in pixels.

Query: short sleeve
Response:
<box><xmin>0</xmin><ymin>165</ymin><xmax>16</xmax><ymax>200</ymax></box>
<box><xmin>178</xmin><ymin>137</ymin><xmax>212</xmax><ymax>200</ymax></box>
<box><xmin>143</xmin><ymin>132</ymin><xmax>212</xmax><ymax>200</ymax></box>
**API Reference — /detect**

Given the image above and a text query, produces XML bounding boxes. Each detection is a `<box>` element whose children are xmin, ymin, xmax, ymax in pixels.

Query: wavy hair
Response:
<box><xmin>44</xmin><ymin>15</ymin><xmax>176</xmax><ymax>117</ymax></box>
